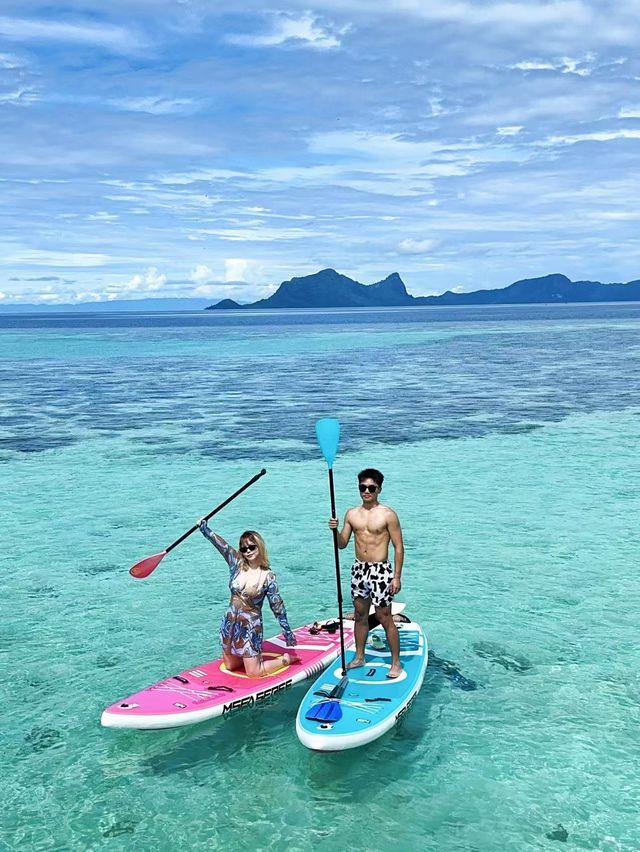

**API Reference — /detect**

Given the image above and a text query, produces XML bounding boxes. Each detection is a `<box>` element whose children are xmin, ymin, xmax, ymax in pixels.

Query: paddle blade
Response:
<box><xmin>315</xmin><ymin>418</ymin><xmax>340</xmax><ymax>468</ymax></box>
<box><xmin>306</xmin><ymin>699</ymin><xmax>343</xmax><ymax>723</ymax></box>
<box><xmin>129</xmin><ymin>551</ymin><xmax>166</xmax><ymax>579</ymax></box>
<box><xmin>305</xmin><ymin>674</ymin><xmax>348</xmax><ymax>721</ymax></box>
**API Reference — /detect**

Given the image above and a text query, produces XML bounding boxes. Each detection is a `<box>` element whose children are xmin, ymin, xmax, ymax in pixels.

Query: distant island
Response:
<box><xmin>2</xmin><ymin>270</ymin><xmax>640</xmax><ymax>312</ymax></box>
<box><xmin>206</xmin><ymin>269</ymin><xmax>640</xmax><ymax>310</ymax></box>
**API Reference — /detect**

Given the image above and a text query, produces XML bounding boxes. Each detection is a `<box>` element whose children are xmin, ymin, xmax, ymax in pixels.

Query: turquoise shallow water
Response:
<box><xmin>1</xmin><ymin>305</ymin><xmax>639</xmax><ymax>851</ymax></box>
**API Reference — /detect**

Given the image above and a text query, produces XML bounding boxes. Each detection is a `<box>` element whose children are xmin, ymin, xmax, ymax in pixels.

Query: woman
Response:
<box><xmin>198</xmin><ymin>520</ymin><xmax>299</xmax><ymax>677</ymax></box>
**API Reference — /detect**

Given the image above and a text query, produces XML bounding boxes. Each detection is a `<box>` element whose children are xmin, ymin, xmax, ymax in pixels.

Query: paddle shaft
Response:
<box><xmin>165</xmin><ymin>469</ymin><xmax>267</xmax><ymax>555</ymax></box>
<box><xmin>328</xmin><ymin>467</ymin><xmax>347</xmax><ymax>676</ymax></box>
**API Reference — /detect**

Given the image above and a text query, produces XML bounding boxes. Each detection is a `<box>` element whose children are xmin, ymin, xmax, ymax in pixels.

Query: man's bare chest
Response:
<box><xmin>352</xmin><ymin>513</ymin><xmax>388</xmax><ymax>537</ymax></box>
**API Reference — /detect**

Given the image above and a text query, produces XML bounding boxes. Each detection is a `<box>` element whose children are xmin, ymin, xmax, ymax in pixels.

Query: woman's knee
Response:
<box><xmin>243</xmin><ymin>657</ymin><xmax>263</xmax><ymax>677</ymax></box>
<box><xmin>223</xmin><ymin>653</ymin><xmax>242</xmax><ymax>671</ymax></box>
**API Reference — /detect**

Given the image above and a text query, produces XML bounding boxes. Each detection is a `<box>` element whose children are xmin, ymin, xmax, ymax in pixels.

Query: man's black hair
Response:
<box><xmin>358</xmin><ymin>468</ymin><xmax>384</xmax><ymax>488</ymax></box>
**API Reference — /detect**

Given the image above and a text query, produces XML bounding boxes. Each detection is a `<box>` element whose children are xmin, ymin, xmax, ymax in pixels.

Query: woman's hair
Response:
<box><xmin>238</xmin><ymin>530</ymin><xmax>270</xmax><ymax>570</ymax></box>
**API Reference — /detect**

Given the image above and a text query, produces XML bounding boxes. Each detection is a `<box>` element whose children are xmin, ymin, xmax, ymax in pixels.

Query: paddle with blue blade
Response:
<box><xmin>306</xmin><ymin>675</ymin><xmax>348</xmax><ymax>722</ymax></box>
<box><xmin>306</xmin><ymin>418</ymin><xmax>348</xmax><ymax>723</ymax></box>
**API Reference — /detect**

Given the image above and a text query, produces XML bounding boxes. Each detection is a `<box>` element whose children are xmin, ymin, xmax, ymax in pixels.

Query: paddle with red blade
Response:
<box><xmin>129</xmin><ymin>468</ymin><xmax>267</xmax><ymax>579</ymax></box>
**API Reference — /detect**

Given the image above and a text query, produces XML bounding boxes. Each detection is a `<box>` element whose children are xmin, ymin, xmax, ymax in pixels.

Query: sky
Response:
<box><xmin>1</xmin><ymin>0</ymin><xmax>639</xmax><ymax>304</ymax></box>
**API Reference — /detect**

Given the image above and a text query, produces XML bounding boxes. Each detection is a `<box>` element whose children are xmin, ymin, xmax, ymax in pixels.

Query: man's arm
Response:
<box><xmin>329</xmin><ymin>510</ymin><xmax>354</xmax><ymax>549</ymax></box>
<box><xmin>387</xmin><ymin>510</ymin><xmax>404</xmax><ymax>594</ymax></box>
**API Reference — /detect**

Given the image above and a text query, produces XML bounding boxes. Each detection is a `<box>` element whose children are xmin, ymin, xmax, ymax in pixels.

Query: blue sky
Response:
<box><xmin>1</xmin><ymin>0</ymin><xmax>639</xmax><ymax>304</ymax></box>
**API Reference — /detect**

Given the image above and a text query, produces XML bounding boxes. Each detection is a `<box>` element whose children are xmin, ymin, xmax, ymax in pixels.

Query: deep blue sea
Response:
<box><xmin>1</xmin><ymin>303</ymin><xmax>639</xmax><ymax>851</ymax></box>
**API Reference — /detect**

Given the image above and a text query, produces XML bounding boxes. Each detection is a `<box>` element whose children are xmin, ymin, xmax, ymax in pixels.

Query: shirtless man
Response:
<box><xmin>329</xmin><ymin>468</ymin><xmax>404</xmax><ymax>678</ymax></box>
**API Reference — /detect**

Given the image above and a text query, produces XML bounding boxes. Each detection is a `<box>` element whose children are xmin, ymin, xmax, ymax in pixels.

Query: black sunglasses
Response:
<box><xmin>359</xmin><ymin>484</ymin><xmax>378</xmax><ymax>493</ymax></box>
<box><xmin>240</xmin><ymin>544</ymin><xmax>257</xmax><ymax>553</ymax></box>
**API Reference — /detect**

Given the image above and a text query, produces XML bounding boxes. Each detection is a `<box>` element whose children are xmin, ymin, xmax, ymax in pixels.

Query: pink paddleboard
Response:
<box><xmin>101</xmin><ymin>619</ymin><xmax>355</xmax><ymax>730</ymax></box>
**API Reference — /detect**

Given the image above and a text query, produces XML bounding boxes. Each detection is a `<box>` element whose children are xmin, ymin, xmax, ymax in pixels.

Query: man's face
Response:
<box><xmin>358</xmin><ymin>479</ymin><xmax>379</xmax><ymax>503</ymax></box>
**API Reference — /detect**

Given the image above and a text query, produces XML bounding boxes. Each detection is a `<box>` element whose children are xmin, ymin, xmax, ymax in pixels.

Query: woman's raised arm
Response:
<box><xmin>198</xmin><ymin>519</ymin><xmax>238</xmax><ymax>570</ymax></box>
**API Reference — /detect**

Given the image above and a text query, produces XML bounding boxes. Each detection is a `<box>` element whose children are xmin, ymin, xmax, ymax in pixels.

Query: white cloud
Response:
<box><xmin>497</xmin><ymin>125</ymin><xmax>523</xmax><ymax>136</ymax></box>
<box><xmin>186</xmin><ymin>260</ymin><xmax>263</xmax><ymax>290</ymax></box>
<box><xmin>397</xmin><ymin>238</ymin><xmax>438</xmax><ymax>254</ymax></box>
<box><xmin>308</xmin><ymin>130</ymin><xmax>524</xmax><ymax>169</ymax></box>
<box><xmin>513</xmin><ymin>60</ymin><xmax>557</xmax><ymax>72</ymax></box>
<box><xmin>195</xmin><ymin>226</ymin><xmax>321</xmax><ymax>242</ymax></box>
<box><xmin>619</xmin><ymin>106</ymin><xmax>640</xmax><ymax>118</ymax></box>
<box><xmin>590</xmin><ymin>211</ymin><xmax>640</xmax><ymax>221</ymax></box>
<box><xmin>560</xmin><ymin>56</ymin><xmax>593</xmax><ymax>76</ymax></box>
<box><xmin>0</xmin><ymin>52</ymin><xmax>26</xmax><ymax>69</ymax></box>
<box><xmin>428</xmin><ymin>97</ymin><xmax>448</xmax><ymax>117</ymax></box>
<box><xmin>542</xmin><ymin>128</ymin><xmax>640</xmax><ymax>146</ymax></box>
<box><xmin>87</xmin><ymin>211</ymin><xmax>119</xmax><ymax>222</ymax></box>
<box><xmin>190</xmin><ymin>283</ymin><xmax>222</xmax><ymax>297</ymax></box>
<box><xmin>474</xmin><ymin>90</ymin><xmax>619</xmax><ymax>125</ymax></box>
<box><xmin>190</xmin><ymin>264</ymin><xmax>216</xmax><ymax>285</ymax></box>
<box><xmin>114</xmin><ymin>266</ymin><xmax>167</xmax><ymax>294</ymax></box>
<box><xmin>226</xmin><ymin>12</ymin><xmax>349</xmax><ymax>50</ymax></box>
<box><xmin>108</xmin><ymin>96</ymin><xmax>199</xmax><ymax>115</ymax></box>
<box><xmin>33</xmin><ymin>293</ymin><xmax>59</xmax><ymax>301</ymax></box>
<box><xmin>302</xmin><ymin>0</ymin><xmax>593</xmax><ymax>30</ymax></box>
<box><xmin>0</xmin><ymin>249</ymin><xmax>111</xmax><ymax>267</ymax></box>
<box><xmin>103</xmin><ymin>183</ymin><xmax>221</xmax><ymax>214</ymax></box>
<box><xmin>0</xmin><ymin>16</ymin><xmax>146</xmax><ymax>53</ymax></box>
<box><xmin>224</xmin><ymin>259</ymin><xmax>260</xmax><ymax>282</ymax></box>
<box><xmin>240</xmin><ymin>208</ymin><xmax>313</xmax><ymax>221</ymax></box>
<box><xmin>511</xmin><ymin>54</ymin><xmax>595</xmax><ymax>76</ymax></box>
<box><xmin>0</xmin><ymin>86</ymin><xmax>37</xmax><ymax>105</ymax></box>
<box><xmin>151</xmin><ymin>169</ymin><xmax>245</xmax><ymax>186</ymax></box>
<box><xmin>72</xmin><ymin>291</ymin><xmax>103</xmax><ymax>302</ymax></box>
<box><xmin>152</xmin><ymin>128</ymin><xmax>534</xmax><ymax>203</ymax></box>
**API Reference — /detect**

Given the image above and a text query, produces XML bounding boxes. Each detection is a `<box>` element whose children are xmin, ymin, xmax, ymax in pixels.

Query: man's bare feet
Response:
<box><xmin>346</xmin><ymin>656</ymin><xmax>366</xmax><ymax>670</ymax></box>
<box><xmin>386</xmin><ymin>664</ymin><xmax>403</xmax><ymax>679</ymax></box>
<box><xmin>283</xmin><ymin>652</ymin><xmax>300</xmax><ymax>665</ymax></box>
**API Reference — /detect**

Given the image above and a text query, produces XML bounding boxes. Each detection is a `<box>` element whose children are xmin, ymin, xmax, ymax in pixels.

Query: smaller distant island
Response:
<box><xmin>206</xmin><ymin>269</ymin><xmax>640</xmax><ymax>310</ymax></box>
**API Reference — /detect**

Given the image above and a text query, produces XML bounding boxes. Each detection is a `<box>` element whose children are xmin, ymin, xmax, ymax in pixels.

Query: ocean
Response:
<box><xmin>1</xmin><ymin>303</ymin><xmax>639</xmax><ymax>851</ymax></box>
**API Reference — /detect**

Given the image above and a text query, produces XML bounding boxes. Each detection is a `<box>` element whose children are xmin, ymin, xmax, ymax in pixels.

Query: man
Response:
<box><xmin>329</xmin><ymin>468</ymin><xmax>404</xmax><ymax>678</ymax></box>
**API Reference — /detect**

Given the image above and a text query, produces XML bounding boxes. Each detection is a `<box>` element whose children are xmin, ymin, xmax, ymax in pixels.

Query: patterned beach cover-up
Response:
<box><xmin>199</xmin><ymin>522</ymin><xmax>295</xmax><ymax>657</ymax></box>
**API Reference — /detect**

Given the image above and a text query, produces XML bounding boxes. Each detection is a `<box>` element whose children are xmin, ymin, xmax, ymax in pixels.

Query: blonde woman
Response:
<box><xmin>198</xmin><ymin>520</ymin><xmax>299</xmax><ymax>677</ymax></box>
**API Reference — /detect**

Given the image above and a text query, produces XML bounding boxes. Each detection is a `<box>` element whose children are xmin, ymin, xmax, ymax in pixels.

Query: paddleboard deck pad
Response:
<box><xmin>295</xmin><ymin>620</ymin><xmax>428</xmax><ymax>751</ymax></box>
<box><xmin>101</xmin><ymin>619</ymin><xmax>354</xmax><ymax>730</ymax></box>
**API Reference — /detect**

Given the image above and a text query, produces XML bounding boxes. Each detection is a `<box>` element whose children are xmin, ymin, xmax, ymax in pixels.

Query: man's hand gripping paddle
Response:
<box><xmin>306</xmin><ymin>418</ymin><xmax>348</xmax><ymax>722</ymax></box>
<box><xmin>129</xmin><ymin>469</ymin><xmax>267</xmax><ymax>579</ymax></box>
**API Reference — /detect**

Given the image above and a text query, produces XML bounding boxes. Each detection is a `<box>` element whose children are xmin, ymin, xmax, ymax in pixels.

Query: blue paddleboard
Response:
<box><xmin>296</xmin><ymin>620</ymin><xmax>428</xmax><ymax>751</ymax></box>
